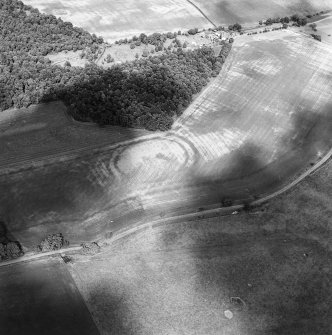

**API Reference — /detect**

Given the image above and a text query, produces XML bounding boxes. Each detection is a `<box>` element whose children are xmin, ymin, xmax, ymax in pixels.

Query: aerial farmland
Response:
<box><xmin>0</xmin><ymin>0</ymin><xmax>332</xmax><ymax>334</ymax></box>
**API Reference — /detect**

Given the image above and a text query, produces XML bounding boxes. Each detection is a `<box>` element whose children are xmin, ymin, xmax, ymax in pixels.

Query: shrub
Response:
<box><xmin>81</xmin><ymin>242</ymin><xmax>101</xmax><ymax>255</ymax></box>
<box><xmin>309</xmin><ymin>23</ymin><xmax>317</xmax><ymax>30</ymax></box>
<box><xmin>0</xmin><ymin>241</ymin><xmax>24</xmax><ymax>261</ymax></box>
<box><xmin>64</xmin><ymin>61</ymin><xmax>71</xmax><ymax>67</ymax></box>
<box><xmin>188</xmin><ymin>28</ymin><xmax>198</xmax><ymax>35</ymax></box>
<box><xmin>37</xmin><ymin>233</ymin><xmax>68</xmax><ymax>252</ymax></box>
<box><xmin>221</xmin><ymin>198</ymin><xmax>233</xmax><ymax>207</ymax></box>
<box><xmin>233</xmin><ymin>23</ymin><xmax>242</xmax><ymax>31</ymax></box>
<box><xmin>130</xmin><ymin>43</ymin><xmax>136</xmax><ymax>49</ymax></box>
<box><xmin>311</xmin><ymin>34</ymin><xmax>322</xmax><ymax>42</ymax></box>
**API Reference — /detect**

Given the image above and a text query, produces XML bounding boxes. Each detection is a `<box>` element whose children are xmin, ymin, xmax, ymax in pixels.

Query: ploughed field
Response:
<box><xmin>22</xmin><ymin>0</ymin><xmax>212</xmax><ymax>42</ymax></box>
<box><xmin>191</xmin><ymin>0</ymin><xmax>332</xmax><ymax>26</ymax></box>
<box><xmin>1</xmin><ymin>31</ymin><xmax>332</xmax><ymax>247</ymax></box>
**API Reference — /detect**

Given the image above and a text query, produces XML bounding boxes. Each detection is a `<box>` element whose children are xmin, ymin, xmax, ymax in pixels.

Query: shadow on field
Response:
<box><xmin>157</xmin><ymin>217</ymin><xmax>332</xmax><ymax>334</ymax></box>
<box><xmin>282</xmin><ymin>103</ymin><xmax>332</xmax><ymax>156</ymax></box>
<box><xmin>189</xmin><ymin>142</ymin><xmax>280</xmax><ymax>205</ymax></box>
<box><xmin>84</xmin><ymin>283</ymin><xmax>139</xmax><ymax>335</ymax></box>
<box><xmin>0</xmin><ymin>257</ymin><xmax>101</xmax><ymax>335</ymax></box>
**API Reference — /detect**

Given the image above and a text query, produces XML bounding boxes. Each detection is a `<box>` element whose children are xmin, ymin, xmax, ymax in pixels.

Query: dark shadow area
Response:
<box><xmin>189</xmin><ymin>101</ymin><xmax>332</xmax><ymax>210</ymax></box>
<box><xmin>156</xmin><ymin>217</ymin><xmax>332</xmax><ymax>334</ymax></box>
<box><xmin>187</xmin><ymin>142</ymin><xmax>280</xmax><ymax>207</ymax></box>
<box><xmin>0</xmin><ymin>256</ymin><xmax>100</xmax><ymax>335</ymax></box>
<box><xmin>85</xmin><ymin>283</ymin><xmax>140</xmax><ymax>335</ymax></box>
<box><xmin>194</xmin><ymin>231</ymin><xmax>332</xmax><ymax>335</ymax></box>
<box><xmin>39</xmin><ymin>45</ymin><xmax>227</xmax><ymax>131</ymax></box>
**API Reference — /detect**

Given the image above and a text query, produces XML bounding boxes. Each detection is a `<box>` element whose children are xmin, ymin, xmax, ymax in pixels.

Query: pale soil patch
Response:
<box><xmin>23</xmin><ymin>0</ymin><xmax>213</xmax><ymax>43</ymax></box>
<box><xmin>47</xmin><ymin>49</ymin><xmax>89</xmax><ymax>67</ymax></box>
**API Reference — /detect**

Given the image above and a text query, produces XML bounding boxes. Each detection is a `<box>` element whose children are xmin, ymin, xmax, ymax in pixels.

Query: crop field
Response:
<box><xmin>1</xmin><ymin>30</ymin><xmax>331</xmax><ymax>248</ymax></box>
<box><xmin>191</xmin><ymin>0</ymin><xmax>332</xmax><ymax>26</ymax></box>
<box><xmin>0</xmin><ymin>101</ymin><xmax>149</xmax><ymax>170</ymax></box>
<box><xmin>23</xmin><ymin>0</ymin><xmax>212</xmax><ymax>42</ymax></box>
<box><xmin>0</xmin><ymin>257</ymin><xmax>99</xmax><ymax>334</ymax></box>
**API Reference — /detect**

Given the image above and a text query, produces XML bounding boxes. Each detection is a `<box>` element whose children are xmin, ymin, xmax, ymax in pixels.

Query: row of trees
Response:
<box><xmin>260</xmin><ymin>13</ymin><xmax>310</xmax><ymax>27</ymax></box>
<box><xmin>260</xmin><ymin>11</ymin><xmax>329</xmax><ymax>28</ymax></box>
<box><xmin>0</xmin><ymin>0</ymin><xmax>233</xmax><ymax>131</ymax></box>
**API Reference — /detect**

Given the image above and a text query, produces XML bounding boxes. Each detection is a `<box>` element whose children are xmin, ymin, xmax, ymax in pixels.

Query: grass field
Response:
<box><xmin>1</xmin><ymin>31</ymin><xmax>331</xmax><ymax>249</ymax></box>
<box><xmin>0</xmin><ymin>257</ymin><xmax>99</xmax><ymax>335</ymax></box>
<box><xmin>298</xmin><ymin>12</ymin><xmax>332</xmax><ymax>45</ymax></box>
<box><xmin>66</xmin><ymin>158</ymin><xmax>332</xmax><ymax>334</ymax></box>
<box><xmin>191</xmin><ymin>0</ymin><xmax>332</xmax><ymax>26</ymax></box>
<box><xmin>23</xmin><ymin>0</ymin><xmax>213</xmax><ymax>42</ymax></box>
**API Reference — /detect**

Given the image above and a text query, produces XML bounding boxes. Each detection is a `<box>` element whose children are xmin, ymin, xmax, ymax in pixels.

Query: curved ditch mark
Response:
<box><xmin>1</xmin><ymin>146</ymin><xmax>331</xmax><ymax>268</ymax></box>
<box><xmin>185</xmin><ymin>0</ymin><xmax>217</xmax><ymax>28</ymax></box>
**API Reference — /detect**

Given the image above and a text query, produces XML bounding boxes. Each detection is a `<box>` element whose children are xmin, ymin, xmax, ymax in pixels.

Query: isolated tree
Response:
<box><xmin>309</xmin><ymin>23</ymin><xmax>317</xmax><ymax>30</ymax></box>
<box><xmin>233</xmin><ymin>23</ymin><xmax>242</xmax><ymax>31</ymax></box>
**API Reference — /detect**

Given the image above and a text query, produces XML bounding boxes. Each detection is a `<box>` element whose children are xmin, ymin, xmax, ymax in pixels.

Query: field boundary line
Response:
<box><xmin>1</xmin><ymin>146</ymin><xmax>331</xmax><ymax>268</ymax></box>
<box><xmin>0</xmin><ymin>246</ymin><xmax>82</xmax><ymax>268</ymax></box>
<box><xmin>185</xmin><ymin>0</ymin><xmax>217</xmax><ymax>28</ymax></box>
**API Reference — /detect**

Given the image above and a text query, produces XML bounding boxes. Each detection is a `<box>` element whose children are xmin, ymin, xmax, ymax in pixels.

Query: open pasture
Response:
<box><xmin>1</xmin><ymin>31</ymin><xmax>332</xmax><ymax>248</ymax></box>
<box><xmin>301</xmin><ymin>12</ymin><xmax>332</xmax><ymax>45</ymax></box>
<box><xmin>23</xmin><ymin>0</ymin><xmax>212</xmax><ymax>42</ymax></box>
<box><xmin>191</xmin><ymin>0</ymin><xmax>332</xmax><ymax>26</ymax></box>
<box><xmin>0</xmin><ymin>257</ymin><xmax>99</xmax><ymax>335</ymax></box>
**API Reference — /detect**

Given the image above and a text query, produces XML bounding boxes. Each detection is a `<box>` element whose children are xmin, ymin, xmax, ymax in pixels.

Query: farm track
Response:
<box><xmin>1</xmin><ymin>144</ymin><xmax>331</xmax><ymax>269</ymax></box>
<box><xmin>185</xmin><ymin>0</ymin><xmax>217</xmax><ymax>28</ymax></box>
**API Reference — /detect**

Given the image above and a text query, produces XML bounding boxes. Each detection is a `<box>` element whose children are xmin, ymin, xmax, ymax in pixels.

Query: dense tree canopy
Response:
<box><xmin>0</xmin><ymin>0</ymin><xmax>232</xmax><ymax>131</ymax></box>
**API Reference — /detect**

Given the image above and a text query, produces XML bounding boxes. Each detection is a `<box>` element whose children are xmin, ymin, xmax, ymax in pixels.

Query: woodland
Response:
<box><xmin>0</xmin><ymin>0</ymin><xmax>231</xmax><ymax>130</ymax></box>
